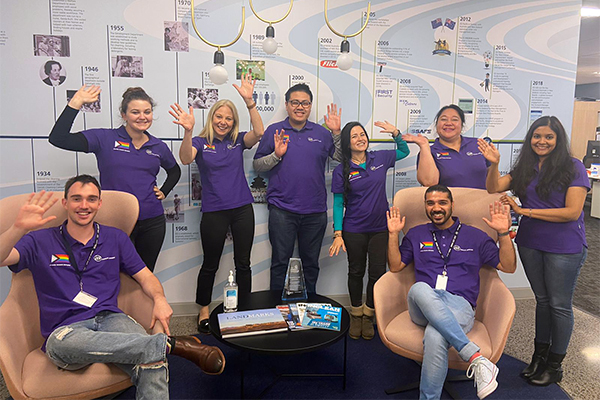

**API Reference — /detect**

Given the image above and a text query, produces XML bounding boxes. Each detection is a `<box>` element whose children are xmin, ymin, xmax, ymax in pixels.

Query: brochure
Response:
<box><xmin>300</xmin><ymin>304</ymin><xmax>342</xmax><ymax>331</ymax></box>
<box><xmin>218</xmin><ymin>308</ymin><xmax>289</xmax><ymax>338</ymax></box>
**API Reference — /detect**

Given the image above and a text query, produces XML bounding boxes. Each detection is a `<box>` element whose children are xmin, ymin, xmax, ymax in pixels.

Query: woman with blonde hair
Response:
<box><xmin>172</xmin><ymin>73</ymin><xmax>264</xmax><ymax>333</ymax></box>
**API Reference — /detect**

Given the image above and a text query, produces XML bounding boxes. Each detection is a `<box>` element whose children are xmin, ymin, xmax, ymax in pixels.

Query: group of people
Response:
<box><xmin>0</xmin><ymin>75</ymin><xmax>589</xmax><ymax>399</ymax></box>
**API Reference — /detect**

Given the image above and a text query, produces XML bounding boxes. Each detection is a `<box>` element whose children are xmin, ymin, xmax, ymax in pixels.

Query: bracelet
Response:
<box><xmin>498</xmin><ymin>231</ymin><xmax>510</xmax><ymax>237</ymax></box>
<box><xmin>247</xmin><ymin>102</ymin><xmax>256</xmax><ymax>110</ymax></box>
<box><xmin>393</xmin><ymin>129</ymin><xmax>400</xmax><ymax>137</ymax></box>
<box><xmin>333</xmin><ymin>232</ymin><xmax>342</xmax><ymax>239</ymax></box>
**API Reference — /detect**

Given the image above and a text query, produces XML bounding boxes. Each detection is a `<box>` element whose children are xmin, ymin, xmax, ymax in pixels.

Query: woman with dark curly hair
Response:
<box><xmin>479</xmin><ymin>116</ymin><xmax>589</xmax><ymax>386</ymax></box>
<box><xmin>329</xmin><ymin>120</ymin><xmax>409</xmax><ymax>340</ymax></box>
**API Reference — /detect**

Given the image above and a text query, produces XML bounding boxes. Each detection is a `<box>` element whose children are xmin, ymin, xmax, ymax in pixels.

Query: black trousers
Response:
<box><xmin>196</xmin><ymin>203</ymin><xmax>255</xmax><ymax>306</ymax></box>
<box><xmin>342</xmin><ymin>230</ymin><xmax>388</xmax><ymax>308</ymax></box>
<box><xmin>130</xmin><ymin>214</ymin><xmax>166</xmax><ymax>272</ymax></box>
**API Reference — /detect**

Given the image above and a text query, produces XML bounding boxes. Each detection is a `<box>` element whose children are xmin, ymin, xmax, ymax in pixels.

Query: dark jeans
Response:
<box><xmin>196</xmin><ymin>204</ymin><xmax>255</xmax><ymax>306</ymax></box>
<box><xmin>130</xmin><ymin>214</ymin><xmax>166</xmax><ymax>272</ymax></box>
<box><xmin>518</xmin><ymin>245</ymin><xmax>587</xmax><ymax>354</ymax></box>
<box><xmin>268</xmin><ymin>205</ymin><xmax>327</xmax><ymax>293</ymax></box>
<box><xmin>343</xmin><ymin>230</ymin><xmax>388</xmax><ymax>308</ymax></box>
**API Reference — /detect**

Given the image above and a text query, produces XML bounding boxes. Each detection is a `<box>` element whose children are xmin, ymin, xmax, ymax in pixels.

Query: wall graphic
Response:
<box><xmin>0</xmin><ymin>0</ymin><xmax>581</xmax><ymax>303</ymax></box>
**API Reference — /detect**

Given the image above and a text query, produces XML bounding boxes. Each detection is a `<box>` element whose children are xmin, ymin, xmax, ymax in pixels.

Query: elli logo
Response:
<box><xmin>51</xmin><ymin>254</ymin><xmax>69</xmax><ymax>263</ymax></box>
<box><xmin>320</xmin><ymin>60</ymin><xmax>338</xmax><ymax>68</ymax></box>
<box><xmin>349</xmin><ymin>171</ymin><xmax>360</xmax><ymax>179</ymax></box>
<box><xmin>114</xmin><ymin>141</ymin><xmax>130</xmax><ymax>150</ymax></box>
<box><xmin>203</xmin><ymin>144</ymin><xmax>216</xmax><ymax>151</ymax></box>
<box><xmin>419</xmin><ymin>242</ymin><xmax>434</xmax><ymax>249</ymax></box>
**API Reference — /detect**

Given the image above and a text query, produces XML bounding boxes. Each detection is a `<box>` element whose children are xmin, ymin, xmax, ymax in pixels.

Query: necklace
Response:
<box><xmin>351</xmin><ymin>156</ymin><xmax>366</xmax><ymax>164</ymax></box>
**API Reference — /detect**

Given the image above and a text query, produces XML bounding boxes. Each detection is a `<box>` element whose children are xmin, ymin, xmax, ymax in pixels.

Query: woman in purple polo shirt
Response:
<box><xmin>329</xmin><ymin>120</ymin><xmax>409</xmax><ymax>340</ymax></box>
<box><xmin>480</xmin><ymin>116</ymin><xmax>589</xmax><ymax>386</ymax></box>
<box><xmin>404</xmin><ymin>104</ymin><xmax>489</xmax><ymax>189</ymax></box>
<box><xmin>172</xmin><ymin>73</ymin><xmax>264</xmax><ymax>334</ymax></box>
<box><xmin>49</xmin><ymin>85</ymin><xmax>181</xmax><ymax>272</ymax></box>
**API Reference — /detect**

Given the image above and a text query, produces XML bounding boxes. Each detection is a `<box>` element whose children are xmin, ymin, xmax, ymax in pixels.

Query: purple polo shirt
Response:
<box><xmin>400</xmin><ymin>217</ymin><xmax>500</xmax><ymax>307</ymax></box>
<box><xmin>83</xmin><ymin>126</ymin><xmax>177</xmax><ymax>220</ymax></box>
<box><xmin>417</xmin><ymin>136</ymin><xmax>489</xmax><ymax>189</ymax></box>
<box><xmin>514</xmin><ymin>158</ymin><xmax>590</xmax><ymax>253</ymax></box>
<box><xmin>254</xmin><ymin>118</ymin><xmax>334</xmax><ymax>214</ymax></box>
<box><xmin>11</xmin><ymin>221</ymin><xmax>146</xmax><ymax>348</ymax></box>
<box><xmin>331</xmin><ymin>150</ymin><xmax>396</xmax><ymax>232</ymax></box>
<box><xmin>192</xmin><ymin>132</ymin><xmax>254</xmax><ymax>213</ymax></box>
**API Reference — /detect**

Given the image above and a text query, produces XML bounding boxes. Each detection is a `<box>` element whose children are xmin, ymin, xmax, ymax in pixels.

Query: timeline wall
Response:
<box><xmin>0</xmin><ymin>0</ymin><xmax>582</xmax><ymax>304</ymax></box>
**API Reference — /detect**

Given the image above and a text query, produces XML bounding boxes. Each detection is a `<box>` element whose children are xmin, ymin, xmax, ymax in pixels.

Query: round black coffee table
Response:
<box><xmin>209</xmin><ymin>290</ymin><xmax>349</xmax><ymax>398</ymax></box>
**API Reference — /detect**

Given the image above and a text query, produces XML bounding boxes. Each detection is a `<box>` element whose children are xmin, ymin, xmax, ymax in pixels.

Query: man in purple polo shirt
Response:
<box><xmin>253</xmin><ymin>83</ymin><xmax>342</xmax><ymax>293</ymax></box>
<box><xmin>387</xmin><ymin>185</ymin><xmax>516</xmax><ymax>400</ymax></box>
<box><xmin>0</xmin><ymin>175</ymin><xmax>225</xmax><ymax>399</ymax></box>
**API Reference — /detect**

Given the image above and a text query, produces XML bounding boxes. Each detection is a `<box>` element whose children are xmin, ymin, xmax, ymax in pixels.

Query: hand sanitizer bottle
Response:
<box><xmin>223</xmin><ymin>270</ymin><xmax>238</xmax><ymax>312</ymax></box>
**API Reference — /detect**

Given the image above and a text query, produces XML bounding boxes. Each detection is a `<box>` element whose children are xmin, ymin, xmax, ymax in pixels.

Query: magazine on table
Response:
<box><xmin>300</xmin><ymin>303</ymin><xmax>341</xmax><ymax>331</ymax></box>
<box><xmin>217</xmin><ymin>308</ymin><xmax>289</xmax><ymax>338</ymax></box>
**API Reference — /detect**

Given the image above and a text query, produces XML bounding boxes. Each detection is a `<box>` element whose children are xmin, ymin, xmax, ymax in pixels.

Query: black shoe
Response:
<box><xmin>528</xmin><ymin>352</ymin><xmax>565</xmax><ymax>386</ymax></box>
<box><xmin>521</xmin><ymin>341</ymin><xmax>550</xmax><ymax>379</ymax></box>
<box><xmin>198</xmin><ymin>318</ymin><xmax>210</xmax><ymax>334</ymax></box>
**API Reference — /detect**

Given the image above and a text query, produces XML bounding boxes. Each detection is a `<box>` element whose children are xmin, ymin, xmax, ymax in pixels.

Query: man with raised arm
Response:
<box><xmin>387</xmin><ymin>185</ymin><xmax>516</xmax><ymax>400</ymax></box>
<box><xmin>0</xmin><ymin>175</ymin><xmax>225</xmax><ymax>399</ymax></box>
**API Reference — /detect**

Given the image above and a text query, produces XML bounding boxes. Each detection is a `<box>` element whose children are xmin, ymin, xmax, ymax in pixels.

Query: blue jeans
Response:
<box><xmin>518</xmin><ymin>245</ymin><xmax>587</xmax><ymax>354</ymax></box>
<box><xmin>45</xmin><ymin>311</ymin><xmax>169</xmax><ymax>400</ymax></box>
<box><xmin>408</xmin><ymin>282</ymin><xmax>479</xmax><ymax>400</ymax></box>
<box><xmin>268</xmin><ymin>205</ymin><xmax>327</xmax><ymax>293</ymax></box>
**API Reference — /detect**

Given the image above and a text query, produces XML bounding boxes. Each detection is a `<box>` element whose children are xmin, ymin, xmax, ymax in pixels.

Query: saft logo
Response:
<box><xmin>320</xmin><ymin>60</ymin><xmax>338</xmax><ymax>68</ymax></box>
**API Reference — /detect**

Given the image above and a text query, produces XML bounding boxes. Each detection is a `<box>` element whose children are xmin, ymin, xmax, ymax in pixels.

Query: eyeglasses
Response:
<box><xmin>288</xmin><ymin>100</ymin><xmax>312</xmax><ymax>108</ymax></box>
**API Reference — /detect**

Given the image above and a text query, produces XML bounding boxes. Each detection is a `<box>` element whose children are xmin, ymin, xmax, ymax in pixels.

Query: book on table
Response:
<box><xmin>300</xmin><ymin>303</ymin><xmax>342</xmax><ymax>331</ymax></box>
<box><xmin>218</xmin><ymin>308</ymin><xmax>289</xmax><ymax>338</ymax></box>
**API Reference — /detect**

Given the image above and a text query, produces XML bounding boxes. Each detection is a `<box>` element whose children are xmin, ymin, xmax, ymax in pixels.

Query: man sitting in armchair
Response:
<box><xmin>0</xmin><ymin>175</ymin><xmax>225</xmax><ymax>399</ymax></box>
<box><xmin>387</xmin><ymin>184</ymin><xmax>516</xmax><ymax>399</ymax></box>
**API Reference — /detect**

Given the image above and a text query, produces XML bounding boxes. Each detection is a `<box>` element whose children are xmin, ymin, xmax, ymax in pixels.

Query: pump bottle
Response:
<box><xmin>223</xmin><ymin>270</ymin><xmax>238</xmax><ymax>312</ymax></box>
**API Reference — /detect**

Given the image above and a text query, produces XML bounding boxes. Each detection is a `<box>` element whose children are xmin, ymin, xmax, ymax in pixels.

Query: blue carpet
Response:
<box><xmin>116</xmin><ymin>331</ymin><xmax>569</xmax><ymax>399</ymax></box>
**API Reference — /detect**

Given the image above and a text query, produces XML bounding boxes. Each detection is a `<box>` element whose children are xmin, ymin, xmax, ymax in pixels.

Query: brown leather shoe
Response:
<box><xmin>171</xmin><ymin>336</ymin><xmax>225</xmax><ymax>375</ymax></box>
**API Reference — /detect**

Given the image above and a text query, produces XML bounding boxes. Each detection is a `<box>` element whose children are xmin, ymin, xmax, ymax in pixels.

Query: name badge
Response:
<box><xmin>435</xmin><ymin>274</ymin><xmax>448</xmax><ymax>291</ymax></box>
<box><xmin>73</xmin><ymin>291</ymin><xmax>97</xmax><ymax>308</ymax></box>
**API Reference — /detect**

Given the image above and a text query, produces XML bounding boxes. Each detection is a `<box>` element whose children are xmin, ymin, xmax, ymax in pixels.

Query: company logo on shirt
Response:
<box><xmin>50</xmin><ymin>254</ymin><xmax>70</xmax><ymax>266</ymax></box>
<box><xmin>93</xmin><ymin>254</ymin><xmax>116</xmax><ymax>262</ymax></box>
<box><xmin>349</xmin><ymin>171</ymin><xmax>361</xmax><ymax>181</ymax></box>
<box><xmin>436</xmin><ymin>152</ymin><xmax>451</xmax><ymax>159</ymax></box>
<box><xmin>203</xmin><ymin>144</ymin><xmax>216</xmax><ymax>153</ymax></box>
<box><xmin>466</xmin><ymin>151</ymin><xmax>482</xmax><ymax>157</ymax></box>
<box><xmin>282</xmin><ymin>134</ymin><xmax>290</xmax><ymax>142</ymax></box>
<box><xmin>370</xmin><ymin>164</ymin><xmax>384</xmax><ymax>171</ymax></box>
<box><xmin>453</xmin><ymin>245</ymin><xmax>474</xmax><ymax>252</ymax></box>
<box><xmin>145</xmin><ymin>149</ymin><xmax>161</xmax><ymax>158</ymax></box>
<box><xmin>307</xmin><ymin>137</ymin><xmax>322</xmax><ymax>143</ymax></box>
<box><xmin>114</xmin><ymin>141</ymin><xmax>131</xmax><ymax>152</ymax></box>
<box><xmin>419</xmin><ymin>242</ymin><xmax>434</xmax><ymax>251</ymax></box>
<box><xmin>227</xmin><ymin>143</ymin><xmax>241</xmax><ymax>150</ymax></box>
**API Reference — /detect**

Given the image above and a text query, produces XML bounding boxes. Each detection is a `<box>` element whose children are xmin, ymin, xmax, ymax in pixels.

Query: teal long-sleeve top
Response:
<box><xmin>333</xmin><ymin>135</ymin><xmax>409</xmax><ymax>231</ymax></box>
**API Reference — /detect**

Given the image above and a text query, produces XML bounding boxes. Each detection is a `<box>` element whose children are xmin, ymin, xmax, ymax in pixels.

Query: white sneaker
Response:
<box><xmin>466</xmin><ymin>355</ymin><xmax>499</xmax><ymax>399</ymax></box>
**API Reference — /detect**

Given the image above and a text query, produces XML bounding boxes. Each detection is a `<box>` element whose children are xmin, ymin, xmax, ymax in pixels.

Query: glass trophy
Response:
<box><xmin>281</xmin><ymin>257</ymin><xmax>308</xmax><ymax>302</ymax></box>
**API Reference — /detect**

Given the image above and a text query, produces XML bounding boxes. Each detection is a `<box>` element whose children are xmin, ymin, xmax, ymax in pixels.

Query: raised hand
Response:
<box><xmin>169</xmin><ymin>103</ymin><xmax>195</xmax><ymax>132</ymax></box>
<box><xmin>387</xmin><ymin>206</ymin><xmax>406</xmax><ymax>235</ymax></box>
<box><xmin>374</xmin><ymin>120</ymin><xmax>398</xmax><ymax>136</ymax></box>
<box><xmin>402</xmin><ymin>133</ymin><xmax>429</xmax><ymax>147</ymax></box>
<box><xmin>14</xmin><ymin>191</ymin><xmax>58</xmax><ymax>232</ymax></box>
<box><xmin>323</xmin><ymin>103</ymin><xmax>342</xmax><ymax>134</ymax></box>
<box><xmin>68</xmin><ymin>85</ymin><xmax>101</xmax><ymax>110</ymax></box>
<box><xmin>274</xmin><ymin>129</ymin><xmax>289</xmax><ymax>158</ymax></box>
<box><xmin>482</xmin><ymin>201</ymin><xmax>511</xmax><ymax>233</ymax></box>
<box><xmin>477</xmin><ymin>138</ymin><xmax>500</xmax><ymax>164</ymax></box>
<box><xmin>232</xmin><ymin>72</ymin><xmax>256</xmax><ymax>104</ymax></box>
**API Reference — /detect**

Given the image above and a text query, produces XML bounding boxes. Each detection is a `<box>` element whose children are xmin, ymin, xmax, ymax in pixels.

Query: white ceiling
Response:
<box><xmin>577</xmin><ymin>0</ymin><xmax>600</xmax><ymax>85</ymax></box>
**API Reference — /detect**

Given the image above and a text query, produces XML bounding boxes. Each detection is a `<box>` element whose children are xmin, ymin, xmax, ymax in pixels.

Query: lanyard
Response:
<box><xmin>59</xmin><ymin>223</ymin><xmax>100</xmax><ymax>291</ymax></box>
<box><xmin>431</xmin><ymin>222</ymin><xmax>461</xmax><ymax>275</ymax></box>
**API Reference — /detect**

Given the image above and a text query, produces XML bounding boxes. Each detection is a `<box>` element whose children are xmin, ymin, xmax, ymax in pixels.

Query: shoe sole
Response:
<box><xmin>477</xmin><ymin>367</ymin><xmax>499</xmax><ymax>399</ymax></box>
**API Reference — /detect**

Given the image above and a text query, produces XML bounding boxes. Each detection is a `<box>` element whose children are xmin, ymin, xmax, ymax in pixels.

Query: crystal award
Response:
<box><xmin>281</xmin><ymin>257</ymin><xmax>308</xmax><ymax>302</ymax></box>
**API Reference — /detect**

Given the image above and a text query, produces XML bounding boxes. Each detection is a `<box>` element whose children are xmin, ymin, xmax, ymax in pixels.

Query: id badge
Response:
<box><xmin>435</xmin><ymin>274</ymin><xmax>448</xmax><ymax>290</ymax></box>
<box><xmin>73</xmin><ymin>291</ymin><xmax>97</xmax><ymax>307</ymax></box>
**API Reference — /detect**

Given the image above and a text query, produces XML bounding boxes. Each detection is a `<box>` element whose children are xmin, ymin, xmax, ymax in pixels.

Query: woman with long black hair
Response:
<box><xmin>479</xmin><ymin>116</ymin><xmax>589</xmax><ymax>386</ymax></box>
<box><xmin>329</xmin><ymin>120</ymin><xmax>409</xmax><ymax>340</ymax></box>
